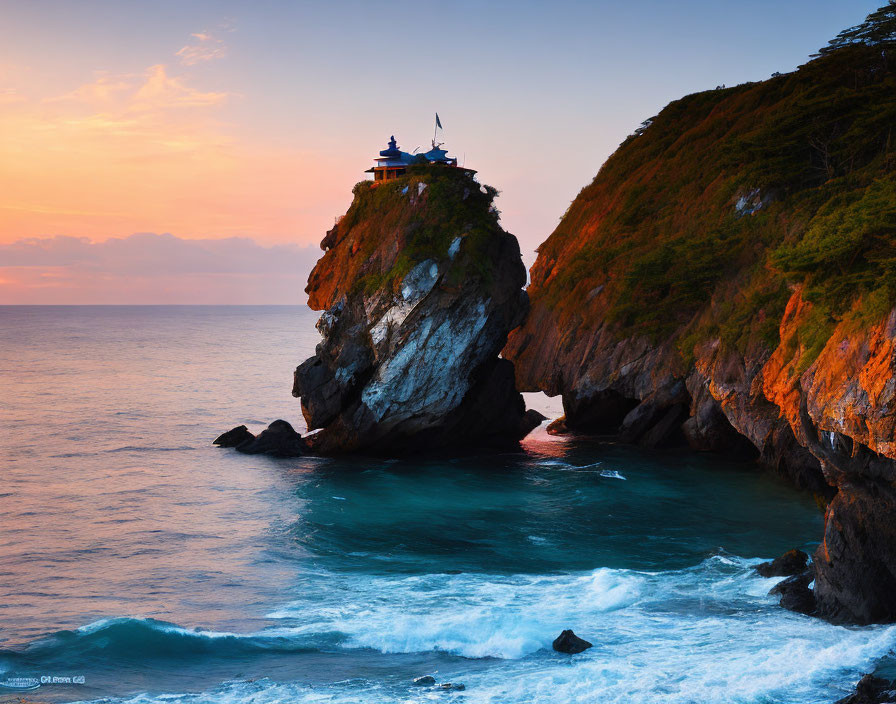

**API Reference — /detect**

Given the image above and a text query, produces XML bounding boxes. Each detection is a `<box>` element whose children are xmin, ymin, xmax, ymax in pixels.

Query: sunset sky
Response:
<box><xmin>0</xmin><ymin>0</ymin><xmax>881</xmax><ymax>303</ymax></box>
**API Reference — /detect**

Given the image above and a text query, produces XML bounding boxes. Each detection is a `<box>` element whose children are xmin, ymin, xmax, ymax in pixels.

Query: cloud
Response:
<box><xmin>133</xmin><ymin>64</ymin><xmax>229</xmax><ymax>108</ymax></box>
<box><xmin>49</xmin><ymin>64</ymin><xmax>229</xmax><ymax>111</ymax></box>
<box><xmin>0</xmin><ymin>88</ymin><xmax>25</xmax><ymax>104</ymax></box>
<box><xmin>176</xmin><ymin>30</ymin><xmax>228</xmax><ymax>66</ymax></box>
<box><xmin>0</xmin><ymin>61</ymin><xmax>265</xmax><ymax>243</ymax></box>
<box><xmin>0</xmin><ymin>233</ymin><xmax>323</xmax><ymax>304</ymax></box>
<box><xmin>0</xmin><ymin>40</ymin><xmax>348</xmax><ymax>252</ymax></box>
<box><xmin>46</xmin><ymin>71</ymin><xmax>134</xmax><ymax>105</ymax></box>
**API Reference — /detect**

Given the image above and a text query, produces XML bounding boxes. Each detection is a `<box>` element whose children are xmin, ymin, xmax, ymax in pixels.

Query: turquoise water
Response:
<box><xmin>0</xmin><ymin>306</ymin><xmax>893</xmax><ymax>703</ymax></box>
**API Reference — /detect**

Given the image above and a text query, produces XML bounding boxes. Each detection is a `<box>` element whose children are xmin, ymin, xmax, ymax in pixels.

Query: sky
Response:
<box><xmin>0</xmin><ymin>0</ymin><xmax>882</xmax><ymax>304</ymax></box>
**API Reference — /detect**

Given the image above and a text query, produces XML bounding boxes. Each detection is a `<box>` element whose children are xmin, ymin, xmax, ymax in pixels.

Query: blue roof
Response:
<box><xmin>373</xmin><ymin>136</ymin><xmax>458</xmax><ymax>168</ymax></box>
<box><xmin>378</xmin><ymin>135</ymin><xmax>401</xmax><ymax>158</ymax></box>
<box><xmin>423</xmin><ymin>147</ymin><xmax>451</xmax><ymax>163</ymax></box>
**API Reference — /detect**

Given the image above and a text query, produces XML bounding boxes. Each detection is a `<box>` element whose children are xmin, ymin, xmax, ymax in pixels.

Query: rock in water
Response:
<box><xmin>546</xmin><ymin>416</ymin><xmax>569</xmax><ymax>435</ymax></box>
<box><xmin>234</xmin><ymin>420</ymin><xmax>306</xmax><ymax>457</ymax></box>
<box><xmin>412</xmin><ymin>676</ymin><xmax>436</xmax><ymax>686</ymax></box>
<box><xmin>293</xmin><ymin>166</ymin><xmax>537</xmax><ymax>454</ymax></box>
<box><xmin>769</xmin><ymin>569</ymin><xmax>816</xmax><ymax>615</ymax></box>
<box><xmin>552</xmin><ymin>629</ymin><xmax>592</xmax><ymax>654</ymax></box>
<box><xmin>835</xmin><ymin>674</ymin><xmax>896</xmax><ymax>704</ymax></box>
<box><xmin>213</xmin><ymin>425</ymin><xmax>254</xmax><ymax>448</ymax></box>
<box><xmin>755</xmin><ymin>549</ymin><xmax>809</xmax><ymax>577</ymax></box>
<box><xmin>439</xmin><ymin>683</ymin><xmax>466</xmax><ymax>691</ymax></box>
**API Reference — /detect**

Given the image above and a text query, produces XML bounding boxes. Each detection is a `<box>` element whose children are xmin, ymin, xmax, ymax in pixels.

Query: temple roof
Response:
<box><xmin>422</xmin><ymin>146</ymin><xmax>451</xmax><ymax>163</ymax></box>
<box><xmin>370</xmin><ymin>135</ymin><xmax>468</xmax><ymax>172</ymax></box>
<box><xmin>378</xmin><ymin>135</ymin><xmax>401</xmax><ymax>159</ymax></box>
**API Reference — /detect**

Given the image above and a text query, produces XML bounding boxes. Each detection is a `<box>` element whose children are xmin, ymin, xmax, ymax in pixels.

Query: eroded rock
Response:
<box><xmin>502</xmin><ymin>48</ymin><xmax>896</xmax><ymax>626</ymax></box>
<box><xmin>293</xmin><ymin>167</ymin><xmax>535</xmax><ymax>454</ymax></box>
<box><xmin>214</xmin><ymin>425</ymin><xmax>254</xmax><ymax>448</ymax></box>
<box><xmin>234</xmin><ymin>420</ymin><xmax>306</xmax><ymax>457</ymax></box>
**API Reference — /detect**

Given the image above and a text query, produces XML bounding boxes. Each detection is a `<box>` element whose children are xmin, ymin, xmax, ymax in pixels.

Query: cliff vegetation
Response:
<box><xmin>506</xmin><ymin>3</ymin><xmax>896</xmax><ymax>624</ymax></box>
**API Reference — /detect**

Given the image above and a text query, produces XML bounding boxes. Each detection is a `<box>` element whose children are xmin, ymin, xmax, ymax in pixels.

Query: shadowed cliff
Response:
<box><xmin>294</xmin><ymin>165</ymin><xmax>540</xmax><ymax>455</ymax></box>
<box><xmin>505</xmin><ymin>40</ymin><xmax>896</xmax><ymax>623</ymax></box>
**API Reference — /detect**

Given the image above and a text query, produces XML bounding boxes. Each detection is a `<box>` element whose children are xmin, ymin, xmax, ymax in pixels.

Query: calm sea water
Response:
<box><xmin>1</xmin><ymin>306</ymin><xmax>893</xmax><ymax>704</ymax></box>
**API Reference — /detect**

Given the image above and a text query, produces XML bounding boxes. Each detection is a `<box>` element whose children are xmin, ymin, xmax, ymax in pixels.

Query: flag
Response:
<box><xmin>435</xmin><ymin>113</ymin><xmax>442</xmax><ymax>130</ymax></box>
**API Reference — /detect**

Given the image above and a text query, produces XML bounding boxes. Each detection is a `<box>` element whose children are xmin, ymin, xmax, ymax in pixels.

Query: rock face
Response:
<box><xmin>504</xmin><ymin>42</ymin><xmax>896</xmax><ymax>624</ymax></box>
<box><xmin>834</xmin><ymin>674</ymin><xmax>896</xmax><ymax>704</ymax></box>
<box><xmin>769</xmin><ymin>569</ymin><xmax>816</xmax><ymax>616</ymax></box>
<box><xmin>293</xmin><ymin>166</ymin><xmax>538</xmax><ymax>454</ymax></box>
<box><xmin>806</xmin><ymin>423</ymin><xmax>896</xmax><ymax>624</ymax></box>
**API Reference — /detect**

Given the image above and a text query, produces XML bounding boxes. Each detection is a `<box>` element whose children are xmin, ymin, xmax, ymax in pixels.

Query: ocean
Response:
<box><xmin>1</xmin><ymin>305</ymin><xmax>893</xmax><ymax>703</ymax></box>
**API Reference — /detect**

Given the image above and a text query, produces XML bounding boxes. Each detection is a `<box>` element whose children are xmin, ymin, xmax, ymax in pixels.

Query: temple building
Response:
<box><xmin>365</xmin><ymin>135</ymin><xmax>475</xmax><ymax>183</ymax></box>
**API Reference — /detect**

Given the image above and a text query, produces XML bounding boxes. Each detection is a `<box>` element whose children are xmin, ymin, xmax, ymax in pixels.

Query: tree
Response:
<box><xmin>818</xmin><ymin>1</ymin><xmax>896</xmax><ymax>55</ymax></box>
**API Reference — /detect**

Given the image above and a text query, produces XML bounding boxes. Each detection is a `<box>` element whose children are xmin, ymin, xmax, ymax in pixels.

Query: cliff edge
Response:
<box><xmin>505</xmin><ymin>40</ymin><xmax>896</xmax><ymax>623</ymax></box>
<box><xmin>294</xmin><ymin>165</ymin><xmax>539</xmax><ymax>454</ymax></box>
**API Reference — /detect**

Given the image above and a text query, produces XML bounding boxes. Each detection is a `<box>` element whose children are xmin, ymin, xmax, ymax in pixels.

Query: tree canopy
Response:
<box><xmin>819</xmin><ymin>1</ymin><xmax>896</xmax><ymax>55</ymax></box>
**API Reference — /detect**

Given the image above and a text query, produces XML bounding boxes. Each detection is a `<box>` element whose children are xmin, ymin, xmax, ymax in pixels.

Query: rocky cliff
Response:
<box><xmin>294</xmin><ymin>165</ymin><xmax>540</xmax><ymax>454</ymax></box>
<box><xmin>505</xmin><ymin>41</ymin><xmax>896</xmax><ymax>623</ymax></box>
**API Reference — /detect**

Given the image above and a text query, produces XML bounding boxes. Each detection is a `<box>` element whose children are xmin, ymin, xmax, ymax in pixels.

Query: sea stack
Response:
<box><xmin>293</xmin><ymin>139</ymin><xmax>539</xmax><ymax>454</ymax></box>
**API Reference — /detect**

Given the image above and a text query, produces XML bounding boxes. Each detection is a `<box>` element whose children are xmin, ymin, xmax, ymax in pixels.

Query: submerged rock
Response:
<box><xmin>234</xmin><ymin>420</ymin><xmax>306</xmax><ymax>457</ymax></box>
<box><xmin>552</xmin><ymin>629</ymin><xmax>592</xmax><ymax>654</ymax></box>
<box><xmin>214</xmin><ymin>425</ymin><xmax>254</xmax><ymax>448</ymax></box>
<box><xmin>755</xmin><ymin>549</ymin><xmax>809</xmax><ymax>578</ymax></box>
<box><xmin>293</xmin><ymin>167</ymin><xmax>535</xmax><ymax>454</ymax></box>
<box><xmin>834</xmin><ymin>674</ymin><xmax>896</xmax><ymax>704</ymax></box>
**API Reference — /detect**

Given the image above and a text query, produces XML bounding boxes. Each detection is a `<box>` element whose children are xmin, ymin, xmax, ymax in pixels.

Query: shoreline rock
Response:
<box><xmin>214</xmin><ymin>420</ymin><xmax>306</xmax><ymax>458</ymax></box>
<box><xmin>755</xmin><ymin>549</ymin><xmax>809</xmax><ymax>578</ymax></box>
<box><xmin>769</xmin><ymin>569</ymin><xmax>816</xmax><ymax>616</ymax></box>
<box><xmin>213</xmin><ymin>425</ymin><xmax>254</xmax><ymax>448</ymax></box>
<box><xmin>834</xmin><ymin>674</ymin><xmax>896</xmax><ymax>704</ymax></box>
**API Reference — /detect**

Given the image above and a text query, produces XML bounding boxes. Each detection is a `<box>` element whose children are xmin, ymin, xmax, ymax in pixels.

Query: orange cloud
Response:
<box><xmin>47</xmin><ymin>64</ymin><xmax>228</xmax><ymax>111</ymax></box>
<box><xmin>176</xmin><ymin>30</ymin><xmax>228</xmax><ymax>66</ymax></box>
<box><xmin>132</xmin><ymin>64</ymin><xmax>229</xmax><ymax>108</ymax></box>
<box><xmin>0</xmin><ymin>233</ymin><xmax>322</xmax><ymax>303</ymax></box>
<box><xmin>0</xmin><ymin>47</ymin><xmax>357</xmax><ymax>258</ymax></box>
<box><xmin>47</xmin><ymin>71</ymin><xmax>133</xmax><ymax>105</ymax></box>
